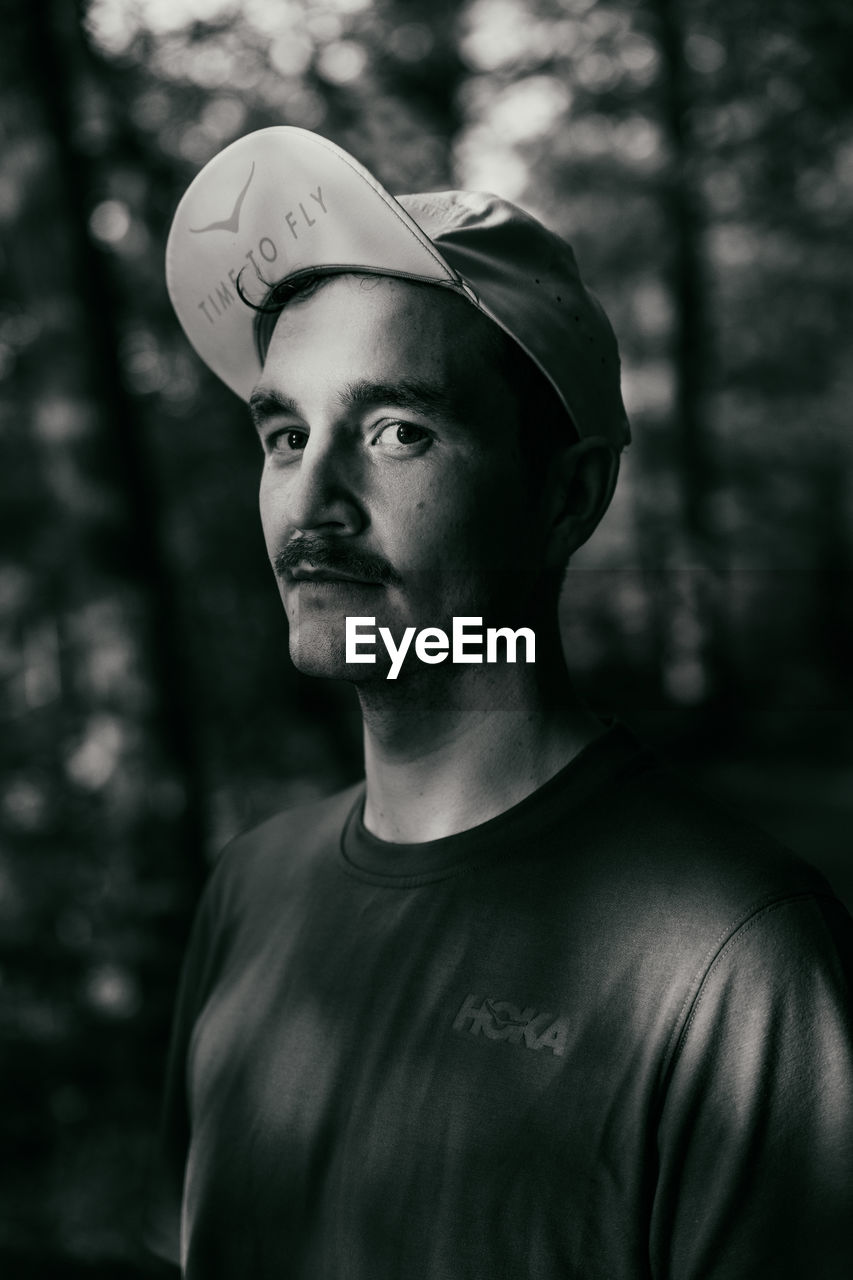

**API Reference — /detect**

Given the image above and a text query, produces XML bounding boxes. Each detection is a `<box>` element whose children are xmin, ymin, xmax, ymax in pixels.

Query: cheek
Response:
<box><xmin>258</xmin><ymin>467</ymin><xmax>285</xmax><ymax>553</ymax></box>
<box><xmin>455</xmin><ymin>466</ymin><xmax>537</xmax><ymax>551</ymax></box>
<box><xmin>405</xmin><ymin>472</ymin><xmax>535</xmax><ymax>580</ymax></box>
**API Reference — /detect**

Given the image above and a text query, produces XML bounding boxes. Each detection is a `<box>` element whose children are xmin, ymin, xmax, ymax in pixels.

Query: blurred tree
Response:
<box><xmin>0</xmin><ymin>0</ymin><xmax>209</xmax><ymax>1266</ymax></box>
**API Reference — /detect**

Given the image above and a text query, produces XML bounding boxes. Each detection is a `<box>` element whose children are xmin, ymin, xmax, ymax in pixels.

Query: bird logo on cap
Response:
<box><xmin>190</xmin><ymin>162</ymin><xmax>255</xmax><ymax>235</ymax></box>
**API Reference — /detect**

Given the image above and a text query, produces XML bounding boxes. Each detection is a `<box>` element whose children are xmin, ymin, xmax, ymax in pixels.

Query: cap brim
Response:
<box><xmin>166</xmin><ymin>127</ymin><xmax>460</xmax><ymax>401</ymax></box>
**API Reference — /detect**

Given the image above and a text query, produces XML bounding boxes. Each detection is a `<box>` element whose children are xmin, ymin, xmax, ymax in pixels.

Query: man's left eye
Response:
<box><xmin>374</xmin><ymin>421</ymin><xmax>430</xmax><ymax>448</ymax></box>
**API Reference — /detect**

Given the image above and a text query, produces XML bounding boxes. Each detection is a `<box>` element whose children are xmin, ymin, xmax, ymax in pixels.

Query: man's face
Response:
<box><xmin>252</xmin><ymin>275</ymin><xmax>553</xmax><ymax>682</ymax></box>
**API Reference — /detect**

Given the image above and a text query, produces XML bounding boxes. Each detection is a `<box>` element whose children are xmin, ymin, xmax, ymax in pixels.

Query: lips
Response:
<box><xmin>287</xmin><ymin>565</ymin><xmax>384</xmax><ymax>587</ymax></box>
<box><xmin>274</xmin><ymin>539</ymin><xmax>402</xmax><ymax>588</ymax></box>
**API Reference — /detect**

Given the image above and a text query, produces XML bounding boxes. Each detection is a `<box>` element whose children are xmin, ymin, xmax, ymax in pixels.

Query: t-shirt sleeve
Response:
<box><xmin>142</xmin><ymin>872</ymin><xmax>223</xmax><ymax>1268</ymax></box>
<box><xmin>651</xmin><ymin>891</ymin><xmax>853</xmax><ymax>1280</ymax></box>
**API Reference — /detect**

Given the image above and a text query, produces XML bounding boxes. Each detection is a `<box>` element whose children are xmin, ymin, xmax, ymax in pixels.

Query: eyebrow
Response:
<box><xmin>340</xmin><ymin>378</ymin><xmax>458</xmax><ymax>421</ymax></box>
<box><xmin>248</xmin><ymin>387</ymin><xmax>300</xmax><ymax>433</ymax></box>
<box><xmin>248</xmin><ymin>378</ymin><xmax>458</xmax><ymax>433</ymax></box>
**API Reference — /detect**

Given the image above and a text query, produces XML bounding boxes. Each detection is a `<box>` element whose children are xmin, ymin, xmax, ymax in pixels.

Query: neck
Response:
<box><xmin>358</xmin><ymin>622</ymin><xmax>604</xmax><ymax>843</ymax></box>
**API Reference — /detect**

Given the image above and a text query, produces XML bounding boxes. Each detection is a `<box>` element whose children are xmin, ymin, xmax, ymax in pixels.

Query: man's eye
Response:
<box><xmin>394</xmin><ymin>423</ymin><xmax>428</xmax><ymax>445</ymax></box>
<box><xmin>269</xmin><ymin>428</ymin><xmax>307</xmax><ymax>452</ymax></box>
<box><xmin>374</xmin><ymin>421</ymin><xmax>431</xmax><ymax>449</ymax></box>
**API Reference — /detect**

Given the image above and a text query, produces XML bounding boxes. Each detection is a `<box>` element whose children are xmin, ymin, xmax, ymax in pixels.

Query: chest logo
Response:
<box><xmin>453</xmin><ymin>993</ymin><xmax>568</xmax><ymax>1057</ymax></box>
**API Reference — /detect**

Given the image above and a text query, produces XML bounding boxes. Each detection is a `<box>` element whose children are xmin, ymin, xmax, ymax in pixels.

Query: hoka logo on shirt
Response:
<box><xmin>453</xmin><ymin>994</ymin><xmax>569</xmax><ymax>1057</ymax></box>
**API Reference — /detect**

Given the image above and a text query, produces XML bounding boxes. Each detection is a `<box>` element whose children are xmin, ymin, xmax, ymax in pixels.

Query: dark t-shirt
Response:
<box><xmin>146</xmin><ymin>725</ymin><xmax>853</xmax><ymax>1277</ymax></box>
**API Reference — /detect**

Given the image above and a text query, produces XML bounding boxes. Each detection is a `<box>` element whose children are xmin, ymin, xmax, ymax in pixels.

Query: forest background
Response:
<box><xmin>1</xmin><ymin>0</ymin><xmax>852</xmax><ymax>1272</ymax></box>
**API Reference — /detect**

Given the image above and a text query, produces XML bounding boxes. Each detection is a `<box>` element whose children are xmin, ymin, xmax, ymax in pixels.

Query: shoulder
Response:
<box><xmin>200</xmin><ymin>781</ymin><xmax>363</xmax><ymax>927</ymax></box>
<box><xmin>225</xmin><ymin>781</ymin><xmax>363</xmax><ymax>862</ymax></box>
<box><xmin>583</xmin><ymin>744</ymin><xmax>834</xmax><ymax>920</ymax></box>
<box><xmin>545</xmin><ymin>737</ymin><xmax>851</xmax><ymax>1008</ymax></box>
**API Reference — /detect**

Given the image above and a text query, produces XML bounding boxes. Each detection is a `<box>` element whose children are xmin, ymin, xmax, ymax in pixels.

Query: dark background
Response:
<box><xmin>1</xmin><ymin>0</ymin><xmax>851</xmax><ymax>1271</ymax></box>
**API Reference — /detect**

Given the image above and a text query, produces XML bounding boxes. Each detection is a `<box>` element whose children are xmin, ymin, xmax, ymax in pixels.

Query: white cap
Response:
<box><xmin>166</xmin><ymin>126</ymin><xmax>630</xmax><ymax>449</ymax></box>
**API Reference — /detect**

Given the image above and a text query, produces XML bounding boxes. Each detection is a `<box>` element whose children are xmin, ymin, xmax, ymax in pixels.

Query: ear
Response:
<box><xmin>543</xmin><ymin>436</ymin><xmax>620</xmax><ymax>569</ymax></box>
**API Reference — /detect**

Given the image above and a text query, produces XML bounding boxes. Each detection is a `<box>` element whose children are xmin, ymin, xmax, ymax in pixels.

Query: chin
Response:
<box><xmin>286</xmin><ymin>621</ymin><xmax>384</xmax><ymax>684</ymax></box>
<box><xmin>288</xmin><ymin>620</ymin><xmax>346</xmax><ymax>679</ymax></box>
<box><xmin>283</xmin><ymin>586</ymin><xmax>400</xmax><ymax>683</ymax></box>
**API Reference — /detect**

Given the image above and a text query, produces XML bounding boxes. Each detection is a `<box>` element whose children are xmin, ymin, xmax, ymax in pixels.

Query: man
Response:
<box><xmin>146</xmin><ymin>128</ymin><xmax>853</xmax><ymax>1278</ymax></box>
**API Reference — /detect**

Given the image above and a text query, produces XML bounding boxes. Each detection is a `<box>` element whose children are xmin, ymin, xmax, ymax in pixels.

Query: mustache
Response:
<box><xmin>273</xmin><ymin>536</ymin><xmax>402</xmax><ymax>587</ymax></box>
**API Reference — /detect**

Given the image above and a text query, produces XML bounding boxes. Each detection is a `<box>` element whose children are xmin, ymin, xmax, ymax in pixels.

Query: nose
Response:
<box><xmin>278</xmin><ymin>431</ymin><xmax>365</xmax><ymax>536</ymax></box>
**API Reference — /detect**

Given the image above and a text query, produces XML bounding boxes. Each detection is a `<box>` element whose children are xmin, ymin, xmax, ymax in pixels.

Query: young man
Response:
<box><xmin>147</xmin><ymin>128</ymin><xmax>853</xmax><ymax>1278</ymax></box>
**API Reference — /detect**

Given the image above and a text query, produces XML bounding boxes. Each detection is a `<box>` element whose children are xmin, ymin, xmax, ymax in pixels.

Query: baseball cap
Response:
<box><xmin>166</xmin><ymin>126</ymin><xmax>630</xmax><ymax>449</ymax></box>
